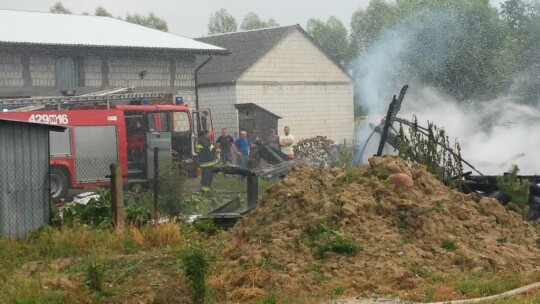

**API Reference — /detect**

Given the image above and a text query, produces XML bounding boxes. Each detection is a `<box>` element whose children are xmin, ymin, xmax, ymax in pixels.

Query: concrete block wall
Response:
<box><xmin>174</xmin><ymin>56</ymin><xmax>195</xmax><ymax>88</ymax></box>
<box><xmin>0</xmin><ymin>55</ymin><xmax>23</xmax><ymax>87</ymax></box>
<box><xmin>0</xmin><ymin>51</ymin><xmax>199</xmax><ymax>97</ymax></box>
<box><xmin>108</xmin><ymin>57</ymin><xmax>169</xmax><ymax>87</ymax></box>
<box><xmin>30</xmin><ymin>57</ymin><xmax>55</xmax><ymax>87</ymax></box>
<box><xmin>173</xmin><ymin>112</ymin><xmax>191</xmax><ymax>132</ymax></box>
<box><xmin>83</xmin><ymin>57</ymin><xmax>102</xmax><ymax>87</ymax></box>
<box><xmin>176</xmin><ymin>90</ymin><xmax>195</xmax><ymax>105</ymax></box>
<box><xmin>198</xmin><ymin>85</ymin><xmax>238</xmax><ymax>136</ymax></box>
<box><xmin>236</xmin><ymin>84</ymin><xmax>354</xmax><ymax>143</ymax></box>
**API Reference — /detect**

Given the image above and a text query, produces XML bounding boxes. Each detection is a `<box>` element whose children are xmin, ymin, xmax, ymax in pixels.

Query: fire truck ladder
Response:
<box><xmin>0</xmin><ymin>91</ymin><xmax>165</xmax><ymax>110</ymax></box>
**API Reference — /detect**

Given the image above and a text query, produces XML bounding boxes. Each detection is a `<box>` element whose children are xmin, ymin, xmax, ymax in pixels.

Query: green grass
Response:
<box><xmin>441</xmin><ymin>240</ymin><xmax>457</xmax><ymax>251</ymax></box>
<box><xmin>211</xmin><ymin>173</ymin><xmax>278</xmax><ymax>194</ymax></box>
<box><xmin>457</xmin><ymin>274</ymin><xmax>521</xmax><ymax>297</ymax></box>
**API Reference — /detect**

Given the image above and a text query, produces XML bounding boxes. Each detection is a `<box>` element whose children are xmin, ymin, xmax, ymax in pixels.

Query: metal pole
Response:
<box><xmin>153</xmin><ymin>147</ymin><xmax>159</xmax><ymax>219</ymax></box>
<box><xmin>246</xmin><ymin>173</ymin><xmax>258</xmax><ymax>210</ymax></box>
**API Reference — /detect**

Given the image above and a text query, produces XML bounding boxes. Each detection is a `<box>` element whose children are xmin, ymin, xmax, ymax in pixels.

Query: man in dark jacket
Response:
<box><xmin>216</xmin><ymin>128</ymin><xmax>235</xmax><ymax>165</ymax></box>
<box><xmin>195</xmin><ymin>130</ymin><xmax>218</xmax><ymax>192</ymax></box>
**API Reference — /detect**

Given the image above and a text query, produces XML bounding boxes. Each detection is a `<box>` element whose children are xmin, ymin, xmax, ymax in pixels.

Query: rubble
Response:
<box><xmin>293</xmin><ymin>136</ymin><xmax>342</xmax><ymax>169</ymax></box>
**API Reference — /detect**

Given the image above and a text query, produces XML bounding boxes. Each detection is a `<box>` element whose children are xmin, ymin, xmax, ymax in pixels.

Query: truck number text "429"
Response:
<box><xmin>28</xmin><ymin>114</ymin><xmax>69</xmax><ymax>125</ymax></box>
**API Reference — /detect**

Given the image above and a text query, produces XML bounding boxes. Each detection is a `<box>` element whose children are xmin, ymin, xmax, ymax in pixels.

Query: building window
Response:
<box><xmin>55</xmin><ymin>57</ymin><xmax>79</xmax><ymax>89</ymax></box>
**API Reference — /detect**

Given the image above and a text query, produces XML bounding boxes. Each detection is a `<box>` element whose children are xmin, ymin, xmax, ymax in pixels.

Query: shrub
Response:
<box><xmin>179</xmin><ymin>242</ymin><xmax>209</xmax><ymax>304</ymax></box>
<box><xmin>306</xmin><ymin>223</ymin><xmax>360</xmax><ymax>259</ymax></box>
<box><xmin>396</xmin><ymin>116</ymin><xmax>465</xmax><ymax>190</ymax></box>
<box><xmin>62</xmin><ymin>189</ymin><xmax>112</xmax><ymax>227</ymax></box>
<box><xmin>60</xmin><ymin>189</ymin><xmax>153</xmax><ymax>228</ymax></box>
<box><xmin>125</xmin><ymin>204</ymin><xmax>152</xmax><ymax>227</ymax></box>
<box><xmin>441</xmin><ymin>239</ymin><xmax>456</xmax><ymax>251</ymax></box>
<box><xmin>191</xmin><ymin>219</ymin><xmax>221</xmax><ymax>235</ymax></box>
<box><xmin>86</xmin><ymin>257</ymin><xmax>105</xmax><ymax>292</ymax></box>
<box><xmin>497</xmin><ymin>165</ymin><xmax>530</xmax><ymax>219</ymax></box>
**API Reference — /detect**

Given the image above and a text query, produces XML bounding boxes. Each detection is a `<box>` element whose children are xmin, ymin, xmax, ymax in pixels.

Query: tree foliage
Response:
<box><xmin>500</xmin><ymin>0</ymin><xmax>540</xmax><ymax>103</ymax></box>
<box><xmin>350</xmin><ymin>0</ymin><xmax>394</xmax><ymax>56</ymax></box>
<box><xmin>126</xmin><ymin>12</ymin><xmax>168</xmax><ymax>32</ymax></box>
<box><xmin>240</xmin><ymin>12</ymin><xmax>279</xmax><ymax>30</ymax></box>
<box><xmin>208</xmin><ymin>8</ymin><xmax>238</xmax><ymax>34</ymax></box>
<box><xmin>497</xmin><ymin>164</ymin><xmax>530</xmax><ymax>219</ymax></box>
<box><xmin>350</xmin><ymin>0</ymin><xmax>540</xmax><ymax>105</ymax></box>
<box><xmin>50</xmin><ymin>2</ymin><xmax>72</xmax><ymax>14</ymax></box>
<box><xmin>95</xmin><ymin>6</ymin><xmax>113</xmax><ymax>17</ymax></box>
<box><xmin>307</xmin><ymin>16</ymin><xmax>352</xmax><ymax>65</ymax></box>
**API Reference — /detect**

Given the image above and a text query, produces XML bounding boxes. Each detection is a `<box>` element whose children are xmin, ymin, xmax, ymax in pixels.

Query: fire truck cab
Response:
<box><xmin>0</xmin><ymin>92</ymin><xmax>212</xmax><ymax>199</ymax></box>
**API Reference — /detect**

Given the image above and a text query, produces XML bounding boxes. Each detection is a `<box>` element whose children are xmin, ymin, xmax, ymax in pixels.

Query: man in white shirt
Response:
<box><xmin>279</xmin><ymin>126</ymin><xmax>295</xmax><ymax>159</ymax></box>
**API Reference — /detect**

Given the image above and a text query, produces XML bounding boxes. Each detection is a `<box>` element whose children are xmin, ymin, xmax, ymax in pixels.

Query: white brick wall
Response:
<box><xmin>199</xmin><ymin>28</ymin><xmax>354</xmax><ymax>143</ymax></box>
<box><xmin>30</xmin><ymin>57</ymin><xmax>55</xmax><ymax>87</ymax></box>
<box><xmin>174</xmin><ymin>56</ymin><xmax>195</xmax><ymax>88</ymax></box>
<box><xmin>238</xmin><ymin>29</ymin><xmax>350</xmax><ymax>83</ymax></box>
<box><xmin>199</xmin><ymin>85</ymin><xmax>238</xmax><ymax>135</ymax></box>
<box><xmin>0</xmin><ymin>55</ymin><xmax>23</xmax><ymax>87</ymax></box>
<box><xmin>84</xmin><ymin>57</ymin><xmax>101</xmax><ymax>87</ymax></box>
<box><xmin>236</xmin><ymin>84</ymin><xmax>354</xmax><ymax>143</ymax></box>
<box><xmin>108</xmin><ymin>57</ymin><xmax>170</xmax><ymax>87</ymax></box>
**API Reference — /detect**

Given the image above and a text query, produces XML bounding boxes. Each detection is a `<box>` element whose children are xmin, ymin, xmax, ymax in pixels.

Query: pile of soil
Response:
<box><xmin>210</xmin><ymin>156</ymin><xmax>540</xmax><ymax>302</ymax></box>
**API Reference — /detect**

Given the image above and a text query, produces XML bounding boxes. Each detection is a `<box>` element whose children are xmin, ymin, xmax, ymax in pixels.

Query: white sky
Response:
<box><xmin>0</xmin><ymin>0</ymin><xmax>506</xmax><ymax>38</ymax></box>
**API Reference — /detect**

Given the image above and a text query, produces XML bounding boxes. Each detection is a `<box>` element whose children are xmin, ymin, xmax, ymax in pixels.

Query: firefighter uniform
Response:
<box><xmin>195</xmin><ymin>136</ymin><xmax>218</xmax><ymax>192</ymax></box>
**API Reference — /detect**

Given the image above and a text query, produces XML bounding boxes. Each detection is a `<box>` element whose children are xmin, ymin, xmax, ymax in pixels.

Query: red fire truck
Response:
<box><xmin>0</xmin><ymin>92</ymin><xmax>213</xmax><ymax>199</ymax></box>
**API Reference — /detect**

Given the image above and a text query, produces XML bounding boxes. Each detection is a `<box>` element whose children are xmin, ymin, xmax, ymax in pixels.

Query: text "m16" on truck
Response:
<box><xmin>0</xmin><ymin>91</ymin><xmax>213</xmax><ymax>199</ymax></box>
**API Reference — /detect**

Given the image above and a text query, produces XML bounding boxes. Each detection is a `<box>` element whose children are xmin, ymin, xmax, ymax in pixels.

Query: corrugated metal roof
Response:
<box><xmin>196</xmin><ymin>25</ymin><xmax>297</xmax><ymax>85</ymax></box>
<box><xmin>0</xmin><ymin>9</ymin><xmax>228</xmax><ymax>53</ymax></box>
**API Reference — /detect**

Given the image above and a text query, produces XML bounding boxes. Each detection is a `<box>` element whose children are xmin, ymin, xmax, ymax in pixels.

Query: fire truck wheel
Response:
<box><xmin>50</xmin><ymin>167</ymin><xmax>69</xmax><ymax>199</ymax></box>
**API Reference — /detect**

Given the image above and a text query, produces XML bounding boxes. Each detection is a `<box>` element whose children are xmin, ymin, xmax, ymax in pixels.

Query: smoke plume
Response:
<box><xmin>352</xmin><ymin>5</ymin><xmax>540</xmax><ymax>175</ymax></box>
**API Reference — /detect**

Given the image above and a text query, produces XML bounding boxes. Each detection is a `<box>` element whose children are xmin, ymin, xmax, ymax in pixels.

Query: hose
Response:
<box><xmin>425</xmin><ymin>281</ymin><xmax>540</xmax><ymax>304</ymax></box>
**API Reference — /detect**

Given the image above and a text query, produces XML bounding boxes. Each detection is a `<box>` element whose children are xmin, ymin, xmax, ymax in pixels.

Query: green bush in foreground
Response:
<box><xmin>306</xmin><ymin>223</ymin><xmax>360</xmax><ymax>259</ymax></box>
<box><xmin>179</xmin><ymin>242</ymin><xmax>209</xmax><ymax>304</ymax></box>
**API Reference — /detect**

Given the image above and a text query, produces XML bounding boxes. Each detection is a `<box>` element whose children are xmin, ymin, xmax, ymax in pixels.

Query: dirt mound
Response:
<box><xmin>211</xmin><ymin>156</ymin><xmax>540</xmax><ymax>302</ymax></box>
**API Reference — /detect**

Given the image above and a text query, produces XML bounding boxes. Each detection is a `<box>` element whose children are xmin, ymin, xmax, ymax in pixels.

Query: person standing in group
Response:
<box><xmin>279</xmin><ymin>126</ymin><xmax>295</xmax><ymax>159</ymax></box>
<box><xmin>195</xmin><ymin>130</ymin><xmax>218</xmax><ymax>193</ymax></box>
<box><xmin>215</xmin><ymin>128</ymin><xmax>235</xmax><ymax>166</ymax></box>
<box><xmin>267</xmin><ymin>129</ymin><xmax>279</xmax><ymax>151</ymax></box>
<box><xmin>232</xmin><ymin>130</ymin><xmax>250</xmax><ymax>169</ymax></box>
<box><xmin>249</xmin><ymin>130</ymin><xmax>263</xmax><ymax>168</ymax></box>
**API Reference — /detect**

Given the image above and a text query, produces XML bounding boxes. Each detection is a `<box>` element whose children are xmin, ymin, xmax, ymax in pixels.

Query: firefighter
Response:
<box><xmin>195</xmin><ymin>130</ymin><xmax>218</xmax><ymax>193</ymax></box>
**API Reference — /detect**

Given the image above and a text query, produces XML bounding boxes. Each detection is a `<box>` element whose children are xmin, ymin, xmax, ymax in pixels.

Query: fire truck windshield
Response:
<box><xmin>147</xmin><ymin>112</ymin><xmax>170</xmax><ymax>132</ymax></box>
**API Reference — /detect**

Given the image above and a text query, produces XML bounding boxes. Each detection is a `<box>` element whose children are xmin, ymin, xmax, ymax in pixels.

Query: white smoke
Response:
<box><xmin>352</xmin><ymin>8</ymin><xmax>540</xmax><ymax>175</ymax></box>
<box><xmin>401</xmin><ymin>88</ymin><xmax>540</xmax><ymax>175</ymax></box>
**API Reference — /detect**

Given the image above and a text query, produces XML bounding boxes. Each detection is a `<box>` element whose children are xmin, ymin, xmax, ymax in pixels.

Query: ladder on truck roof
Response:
<box><xmin>0</xmin><ymin>89</ymin><xmax>165</xmax><ymax>110</ymax></box>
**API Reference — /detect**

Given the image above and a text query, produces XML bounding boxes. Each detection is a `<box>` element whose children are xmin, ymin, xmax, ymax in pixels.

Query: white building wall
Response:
<box><xmin>238</xmin><ymin>29</ymin><xmax>351</xmax><ymax>83</ymax></box>
<box><xmin>198</xmin><ymin>85</ymin><xmax>238</xmax><ymax>136</ymax></box>
<box><xmin>235</xmin><ymin>84</ymin><xmax>353</xmax><ymax>143</ymax></box>
<box><xmin>234</xmin><ymin>28</ymin><xmax>354</xmax><ymax>143</ymax></box>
